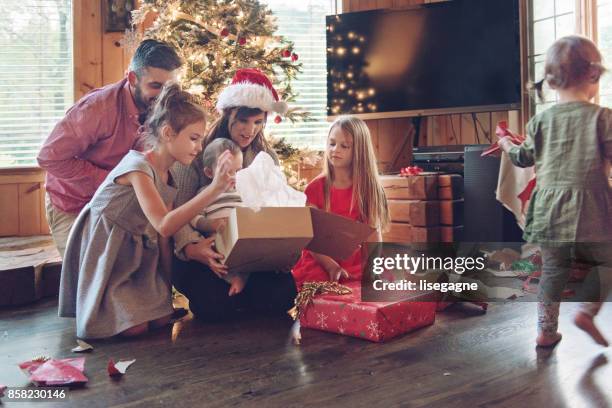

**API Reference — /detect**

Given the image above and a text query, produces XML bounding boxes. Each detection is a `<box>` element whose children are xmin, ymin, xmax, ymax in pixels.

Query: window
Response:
<box><xmin>527</xmin><ymin>0</ymin><xmax>612</xmax><ymax>114</ymax></box>
<box><xmin>527</xmin><ymin>0</ymin><xmax>577</xmax><ymax>113</ymax></box>
<box><xmin>262</xmin><ymin>0</ymin><xmax>338</xmax><ymax>149</ymax></box>
<box><xmin>597</xmin><ymin>0</ymin><xmax>612</xmax><ymax>106</ymax></box>
<box><xmin>0</xmin><ymin>0</ymin><xmax>73</xmax><ymax>168</ymax></box>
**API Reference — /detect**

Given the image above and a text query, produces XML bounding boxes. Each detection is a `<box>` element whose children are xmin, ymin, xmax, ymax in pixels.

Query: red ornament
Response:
<box><xmin>291</xmin><ymin>53</ymin><xmax>299</xmax><ymax>62</ymax></box>
<box><xmin>281</xmin><ymin>49</ymin><xmax>291</xmax><ymax>58</ymax></box>
<box><xmin>274</xmin><ymin>115</ymin><xmax>282</xmax><ymax>124</ymax></box>
<box><xmin>238</xmin><ymin>37</ymin><xmax>247</xmax><ymax>45</ymax></box>
<box><xmin>220</xmin><ymin>27</ymin><xmax>229</xmax><ymax>37</ymax></box>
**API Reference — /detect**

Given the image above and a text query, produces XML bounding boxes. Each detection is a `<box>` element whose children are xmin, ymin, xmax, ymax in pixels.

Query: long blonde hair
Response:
<box><xmin>323</xmin><ymin>115</ymin><xmax>389</xmax><ymax>231</ymax></box>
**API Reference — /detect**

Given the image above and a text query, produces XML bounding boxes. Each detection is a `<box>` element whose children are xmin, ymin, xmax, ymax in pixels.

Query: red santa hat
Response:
<box><xmin>216</xmin><ymin>68</ymin><xmax>289</xmax><ymax>115</ymax></box>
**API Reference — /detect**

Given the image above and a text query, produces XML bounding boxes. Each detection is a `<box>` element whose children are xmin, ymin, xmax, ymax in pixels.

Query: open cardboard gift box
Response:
<box><xmin>214</xmin><ymin>207</ymin><xmax>375</xmax><ymax>274</ymax></box>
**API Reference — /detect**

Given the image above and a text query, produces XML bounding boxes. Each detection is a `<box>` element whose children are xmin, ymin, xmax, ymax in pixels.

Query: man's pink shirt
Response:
<box><xmin>37</xmin><ymin>78</ymin><xmax>143</xmax><ymax>213</ymax></box>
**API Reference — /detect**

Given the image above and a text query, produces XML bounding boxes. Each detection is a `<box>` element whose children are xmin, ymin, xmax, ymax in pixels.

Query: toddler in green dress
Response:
<box><xmin>499</xmin><ymin>36</ymin><xmax>611</xmax><ymax>348</ymax></box>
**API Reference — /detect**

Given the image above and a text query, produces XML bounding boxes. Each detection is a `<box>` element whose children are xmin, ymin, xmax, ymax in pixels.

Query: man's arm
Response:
<box><xmin>37</xmin><ymin>103</ymin><xmax>111</xmax><ymax>191</ymax></box>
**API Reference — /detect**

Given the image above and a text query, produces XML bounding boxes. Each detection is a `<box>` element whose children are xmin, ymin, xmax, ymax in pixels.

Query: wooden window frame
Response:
<box><xmin>523</xmin><ymin>0</ymin><xmax>601</xmax><ymax>127</ymax></box>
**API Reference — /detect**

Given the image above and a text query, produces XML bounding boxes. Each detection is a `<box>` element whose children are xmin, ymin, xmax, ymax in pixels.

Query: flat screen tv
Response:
<box><xmin>326</xmin><ymin>0</ymin><xmax>521</xmax><ymax>119</ymax></box>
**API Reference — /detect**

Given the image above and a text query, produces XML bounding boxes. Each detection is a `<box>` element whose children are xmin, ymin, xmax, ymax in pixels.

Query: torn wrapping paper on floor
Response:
<box><xmin>71</xmin><ymin>339</ymin><xmax>93</xmax><ymax>353</ymax></box>
<box><xmin>108</xmin><ymin>359</ymin><xmax>136</xmax><ymax>377</ymax></box>
<box><xmin>483</xmin><ymin>245</ymin><xmax>542</xmax><ymax>275</ymax></box>
<box><xmin>19</xmin><ymin>358</ymin><xmax>88</xmax><ymax>386</ymax></box>
<box><xmin>485</xmin><ymin>268</ymin><xmax>522</xmax><ymax>278</ymax></box>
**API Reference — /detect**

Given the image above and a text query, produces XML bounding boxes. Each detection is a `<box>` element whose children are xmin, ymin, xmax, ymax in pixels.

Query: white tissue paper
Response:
<box><xmin>236</xmin><ymin>152</ymin><xmax>307</xmax><ymax>210</ymax></box>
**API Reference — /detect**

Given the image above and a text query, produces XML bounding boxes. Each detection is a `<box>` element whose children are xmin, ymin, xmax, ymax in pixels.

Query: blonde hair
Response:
<box><xmin>323</xmin><ymin>115</ymin><xmax>389</xmax><ymax>231</ymax></box>
<box><xmin>531</xmin><ymin>35</ymin><xmax>606</xmax><ymax>101</ymax></box>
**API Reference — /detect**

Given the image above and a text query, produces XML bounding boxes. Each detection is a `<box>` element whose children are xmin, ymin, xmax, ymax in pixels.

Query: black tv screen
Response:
<box><xmin>326</xmin><ymin>0</ymin><xmax>521</xmax><ymax>118</ymax></box>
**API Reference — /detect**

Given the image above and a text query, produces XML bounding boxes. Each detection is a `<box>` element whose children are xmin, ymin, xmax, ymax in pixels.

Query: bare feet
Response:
<box><xmin>574</xmin><ymin>312</ymin><xmax>609</xmax><ymax>347</ymax></box>
<box><xmin>536</xmin><ymin>332</ymin><xmax>563</xmax><ymax>348</ymax></box>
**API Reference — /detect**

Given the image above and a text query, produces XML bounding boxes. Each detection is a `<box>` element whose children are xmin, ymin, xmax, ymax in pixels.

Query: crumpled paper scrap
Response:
<box><xmin>71</xmin><ymin>339</ymin><xmax>93</xmax><ymax>353</ymax></box>
<box><xmin>107</xmin><ymin>359</ymin><xmax>136</xmax><ymax>377</ymax></box>
<box><xmin>19</xmin><ymin>357</ymin><xmax>88</xmax><ymax>386</ymax></box>
<box><xmin>485</xmin><ymin>268</ymin><xmax>522</xmax><ymax>278</ymax></box>
<box><xmin>482</xmin><ymin>248</ymin><xmax>521</xmax><ymax>270</ymax></box>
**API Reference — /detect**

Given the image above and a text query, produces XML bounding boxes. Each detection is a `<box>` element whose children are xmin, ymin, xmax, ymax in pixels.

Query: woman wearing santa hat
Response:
<box><xmin>171</xmin><ymin>68</ymin><xmax>297</xmax><ymax>322</ymax></box>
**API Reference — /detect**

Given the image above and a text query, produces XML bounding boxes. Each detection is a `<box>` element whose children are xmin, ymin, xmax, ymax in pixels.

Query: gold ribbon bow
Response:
<box><xmin>287</xmin><ymin>281</ymin><xmax>352</xmax><ymax>321</ymax></box>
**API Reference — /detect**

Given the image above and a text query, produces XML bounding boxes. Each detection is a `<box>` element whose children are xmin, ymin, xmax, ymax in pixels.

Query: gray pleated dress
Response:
<box><xmin>58</xmin><ymin>150</ymin><xmax>177</xmax><ymax>339</ymax></box>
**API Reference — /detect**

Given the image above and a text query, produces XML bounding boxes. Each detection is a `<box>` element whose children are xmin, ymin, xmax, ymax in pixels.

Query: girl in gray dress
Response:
<box><xmin>499</xmin><ymin>36</ymin><xmax>611</xmax><ymax>348</ymax></box>
<box><xmin>59</xmin><ymin>83</ymin><xmax>235</xmax><ymax>339</ymax></box>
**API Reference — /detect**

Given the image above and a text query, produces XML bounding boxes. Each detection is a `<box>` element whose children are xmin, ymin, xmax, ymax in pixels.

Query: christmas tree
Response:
<box><xmin>128</xmin><ymin>0</ymin><xmax>308</xmax><ymax>121</ymax></box>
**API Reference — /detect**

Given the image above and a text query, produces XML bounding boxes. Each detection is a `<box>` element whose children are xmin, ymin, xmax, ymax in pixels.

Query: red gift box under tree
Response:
<box><xmin>294</xmin><ymin>281</ymin><xmax>437</xmax><ymax>342</ymax></box>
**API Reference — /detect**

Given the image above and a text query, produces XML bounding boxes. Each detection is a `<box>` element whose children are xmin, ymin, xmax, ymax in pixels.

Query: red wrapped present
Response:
<box><xmin>293</xmin><ymin>281</ymin><xmax>436</xmax><ymax>342</ymax></box>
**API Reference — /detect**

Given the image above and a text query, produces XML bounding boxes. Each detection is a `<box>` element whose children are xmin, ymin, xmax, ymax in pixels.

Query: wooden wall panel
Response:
<box><xmin>74</xmin><ymin>0</ymin><xmax>131</xmax><ymax>101</ymax></box>
<box><xmin>0</xmin><ymin>169</ymin><xmax>46</xmax><ymax>237</ymax></box>
<box><xmin>0</xmin><ymin>184</ymin><xmax>19</xmax><ymax>236</ymax></box>
<box><xmin>102</xmin><ymin>32</ymin><xmax>129</xmax><ymax>85</ymax></box>
<box><xmin>73</xmin><ymin>0</ymin><xmax>104</xmax><ymax>100</ymax></box>
<box><xmin>40</xmin><ymin>185</ymin><xmax>50</xmax><ymax>235</ymax></box>
<box><xmin>18</xmin><ymin>184</ymin><xmax>42</xmax><ymax>236</ymax></box>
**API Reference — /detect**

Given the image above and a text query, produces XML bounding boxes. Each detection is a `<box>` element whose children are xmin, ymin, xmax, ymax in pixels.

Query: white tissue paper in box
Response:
<box><xmin>236</xmin><ymin>152</ymin><xmax>306</xmax><ymax>210</ymax></box>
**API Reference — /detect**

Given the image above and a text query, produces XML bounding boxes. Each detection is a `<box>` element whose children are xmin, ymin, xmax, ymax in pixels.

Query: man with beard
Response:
<box><xmin>37</xmin><ymin>39</ymin><xmax>182</xmax><ymax>257</ymax></box>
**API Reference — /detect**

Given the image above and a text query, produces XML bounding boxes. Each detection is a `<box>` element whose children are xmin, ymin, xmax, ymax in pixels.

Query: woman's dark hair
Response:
<box><xmin>204</xmin><ymin>107</ymin><xmax>272</xmax><ymax>154</ymax></box>
<box><xmin>530</xmin><ymin>35</ymin><xmax>606</xmax><ymax>101</ymax></box>
<box><xmin>145</xmin><ymin>83</ymin><xmax>205</xmax><ymax>146</ymax></box>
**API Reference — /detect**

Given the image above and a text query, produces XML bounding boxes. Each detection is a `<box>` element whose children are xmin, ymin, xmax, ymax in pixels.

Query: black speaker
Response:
<box><xmin>463</xmin><ymin>145</ymin><xmax>524</xmax><ymax>242</ymax></box>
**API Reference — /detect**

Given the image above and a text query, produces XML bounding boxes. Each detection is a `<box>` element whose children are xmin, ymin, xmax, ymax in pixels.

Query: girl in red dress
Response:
<box><xmin>292</xmin><ymin>115</ymin><xmax>389</xmax><ymax>288</ymax></box>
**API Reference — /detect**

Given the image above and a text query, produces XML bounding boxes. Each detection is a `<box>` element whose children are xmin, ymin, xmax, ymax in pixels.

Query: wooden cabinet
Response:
<box><xmin>0</xmin><ymin>169</ymin><xmax>49</xmax><ymax>236</ymax></box>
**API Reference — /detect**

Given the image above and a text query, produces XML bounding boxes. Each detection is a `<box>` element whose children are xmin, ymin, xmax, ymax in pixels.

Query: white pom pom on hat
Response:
<box><xmin>216</xmin><ymin>68</ymin><xmax>289</xmax><ymax>115</ymax></box>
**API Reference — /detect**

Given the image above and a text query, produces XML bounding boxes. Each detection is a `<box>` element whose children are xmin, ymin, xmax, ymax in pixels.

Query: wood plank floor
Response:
<box><xmin>0</xmin><ymin>298</ymin><xmax>610</xmax><ymax>408</ymax></box>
